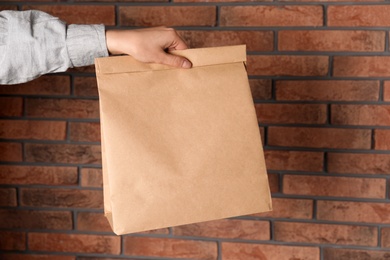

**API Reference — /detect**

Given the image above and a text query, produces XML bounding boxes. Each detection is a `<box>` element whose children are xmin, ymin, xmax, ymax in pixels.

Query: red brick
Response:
<box><xmin>249</xmin><ymin>79</ymin><xmax>272</xmax><ymax>100</ymax></box>
<box><xmin>0</xmin><ymin>165</ymin><xmax>77</xmax><ymax>185</ymax></box>
<box><xmin>265</xmin><ymin>150</ymin><xmax>323</xmax><ymax>172</ymax></box>
<box><xmin>74</xmin><ymin>77</ymin><xmax>98</xmax><ymax>97</ymax></box>
<box><xmin>77</xmin><ymin>212</ymin><xmax>112</xmax><ymax>232</ymax></box>
<box><xmin>25</xmin><ymin>143</ymin><xmax>101</xmax><ymax>164</ymax></box>
<box><xmin>28</xmin><ymin>233</ymin><xmax>120</xmax><ymax>254</ymax></box>
<box><xmin>81</xmin><ymin>168</ymin><xmax>102</xmax><ymax>187</ymax></box>
<box><xmin>282</xmin><ymin>0</ymin><xmax>384</xmax><ymax>2</ymax></box>
<box><xmin>274</xmin><ymin>222</ymin><xmax>377</xmax><ymax>246</ymax></box>
<box><xmin>178</xmin><ymin>30</ymin><xmax>274</xmax><ymax>52</ymax></box>
<box><xmin>77</xmin><ymin>257</ymin><xmax>121</xmax><ymax>260</ymax></box>
<box><xmin>283</xmin><ymin>175</ymin><xmax>386</xmax><ymax>199</ymax></box>
<box><xmin>220</xmin><ymin>6</ymin><xmax>323</xmax><ymax>27</ymax></box>
<box><xmin>276</xmin><ymin>80</ymin><xmax>380</xmax><ymax>101</ymax></box>
<box><xmin>0</xmin><ymin>188</ymin><xmax>17</xmax><ymax>206</ymax></box>
<box><xmin>69</xmin><ymin>122</ymin><xmax>101</xmax><ymax>142</ymax></box>
<box><xmin>0</xmin><ymin>76</ymin><xmax>70</xmax><ymax>95</ymax></box>
<box><xmin>0</xmin><ymin>6</ymin><xmax>17</xmax><ymax>11</ymax></box>
<box><xmin>256</xmin><ymin>104</ymin><xmax>327</xmax><ymax>124</ymax></box>
<box><xmin>173</xmin><ymin>219</ymin><xmax>270</xmax><ymax>240</ymax></box>
<box><xmin>247</xmin><ymin>55</ymin><xmax>328</xmax><ymax>76</ymax></box>
<box><xmin>0</xmin><ymin>120</ymin><xmax>66</xmax><ymax>140</ymax></box>
<box><xmin>328</xmin><ymin>5</ymin><xmax>390</xmax><ymax>27</ymax></box>
<box><xmin>332</xmin><ymin>104</ymin><xmax>390</xmax><ymax>126</ymax></box>
<box><xmin>26</xmin><ymin>98</ymin><xmax>99</xmax><ymax>119</ymax></box>
<box><xmin>0</xmin><ymin>97</ymin><xmax>23</xmax><ymax>117</ymax></box>
<box><xmin>381</xmin><ymin>227</ymin><xmax>390</xmax><ymax>247</ymax></box>
<box><xmin>119</xmin><ymin>6</ymin><xmax>216</xmax><ymax>27</ymax></box>
<box><xmin>328</xmin><ymin>153</ymin><xmax>390</xmax><ymax>174</ymax></box>
<box><xmin>0</xmin><ymin>209</ymin><xmax>72</xmax><ymax>230</ymax></box>
<box><xmin>20</xmin><ymin>188</ymin><xmax>103</xmax><ymax>209</ymax></box>
<box><xmin>333</xmin><ymin>56</ymin><xmax>390</xmax><ymax>77</ymax></box>
<box><xmin>375</xmin><ymin>130</ymin><xmax>390</xmax><ymax>150</ymax></box>
<box><xmin>23</xmin><ymin>5</ymin><xmax>115</xmax><ymax>25</ymax></box>
<box><xmin>0</xmin><ymin>254</ymin><xmax>74</xmax><ymax>260</ymax></box>
<box><xmin>254</xmin><ymin>198</ymin><xmax>313</xmax><ymax>219</ymax></box>
<box><xmin>76</xmin><ymin>212</ymin><xmax>169</xmax><ymax>234</ymax></box>
<box><xmin>123</xmin><ymin>237</ymin><xmax>217</xmax><ymax>259</ymax></box>
<box><xmin>0</xmin><ymin>231</ymin><xmax>26</xmax><ymax>251</ymax></box>
<box><xmin>268</xmin><ymin>127</ymin><xmax>371</xmax><ymax>149</ymax></box>
<box><xmin>383</xmin><ymin>81</ymin><xmax>390</xmax><ymax>101</ymax></box>
<box><xmin>317</xmin><ymin>200</ymin><xmax>390</xmax><ymax>223</ymax></box>
<box><xmin>268</xmin><ymin>173</ymin><xmax>279</xmax><ymax>193</ymax></box>
<box><xmin>0</xmin><ymin>143</ymin><xmax>22</xmax><ymax>162</ymax></box>
<box><xmin>279</xmin><ymin>30</ymin><xmax>385</xmax><ymax>51</ymax></box>
<box><xmin>176</xmin><ymin>0</ymin><xmax>271</xmax><ymax>2</ymax></box>
<box><xmin>222</xmin><ymin>242</ymin><xmax>319</xmax><ymax>260</ymax></box>
<box><xmin>324</xmin><ymin>248</ymin><xmax>390</xmax><ymax>260</ymax></box>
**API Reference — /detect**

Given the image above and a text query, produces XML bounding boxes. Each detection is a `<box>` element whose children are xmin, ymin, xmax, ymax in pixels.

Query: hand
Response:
<box><xmin>105</xmin><ymin>27</ymin><xmax>192</xmax><ymax>69</ymax></box>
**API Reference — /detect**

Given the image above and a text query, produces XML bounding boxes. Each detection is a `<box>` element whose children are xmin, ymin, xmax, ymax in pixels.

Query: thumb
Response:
<box><xmin>159</xmin><ymin>52</ymin><xmax>192</xmax><ymax>69</ymax></box>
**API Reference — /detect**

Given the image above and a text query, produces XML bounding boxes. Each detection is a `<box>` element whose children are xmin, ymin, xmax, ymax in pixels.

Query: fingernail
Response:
<box><xmin>182</xmin><ymin>60</ymin><xmax>192</xmax><ymax>69</ymax></box>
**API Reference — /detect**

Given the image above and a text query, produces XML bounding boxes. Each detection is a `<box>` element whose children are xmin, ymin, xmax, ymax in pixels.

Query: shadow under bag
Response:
<box><xmin>95</xmin><ymin>45</ymin><xmax>272</xmax><ymax>235</ymax></box>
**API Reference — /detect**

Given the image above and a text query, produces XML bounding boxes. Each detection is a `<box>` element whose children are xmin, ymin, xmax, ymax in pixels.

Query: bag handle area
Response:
<box><xmin>95</xmin><ymin>45</ymin><xmax>246</xmax><ymax>75</ymax></box>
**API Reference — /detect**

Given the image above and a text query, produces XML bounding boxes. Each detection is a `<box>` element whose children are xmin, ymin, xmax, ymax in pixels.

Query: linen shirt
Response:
<box><xmin>0</xmin><ymin>10</ymin><xmax>109</xmax><ymax>85</ymax></box>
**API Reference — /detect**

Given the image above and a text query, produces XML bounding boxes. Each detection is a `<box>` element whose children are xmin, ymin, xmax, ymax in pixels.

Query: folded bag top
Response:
<box><xmin>95</xmin><ymin>45</ymin><xmax>271</xmax><ymax>235</ymax></box>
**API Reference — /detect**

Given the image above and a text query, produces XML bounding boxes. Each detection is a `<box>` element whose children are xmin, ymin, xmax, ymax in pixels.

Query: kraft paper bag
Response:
<box><xmin>95</xmin><ymin>45</ymin><xmax>272</xmax><ymax>235</ymax></box>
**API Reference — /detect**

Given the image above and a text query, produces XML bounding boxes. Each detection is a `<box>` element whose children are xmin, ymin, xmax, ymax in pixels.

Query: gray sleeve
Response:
<box><xmin>0</xmin><ymin>10</ymin><xmax>109</xmax><ymax>85</ymax></box>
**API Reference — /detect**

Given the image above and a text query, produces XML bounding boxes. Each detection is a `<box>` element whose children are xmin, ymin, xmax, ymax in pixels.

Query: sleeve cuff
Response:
<box><xmin>66</xmin><ymin>24</ymin><xmax>109</xmax><ymax>67</ymax></box>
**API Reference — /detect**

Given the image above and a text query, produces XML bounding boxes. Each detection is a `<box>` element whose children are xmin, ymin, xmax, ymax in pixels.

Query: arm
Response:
<box><xmin>0</xmin><ymin>10</ymin><xmax>191</xmax><ymax>85</ymax></box>
<box><xmin>0</xmin><ymin>10</ymin><xmax>108</xmax><ymax>85</ymax></box>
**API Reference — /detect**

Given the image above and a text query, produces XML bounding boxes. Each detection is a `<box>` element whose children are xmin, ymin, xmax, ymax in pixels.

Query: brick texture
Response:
<box><xmin>265</xmin><ymin>150</ymin><xmax>323</xmax><ymax>172</ymax></box>
<box><xmin>25</xmin><ymin>143</ymin><xmax>101</xmax><ymax>164</ymax></box>
<box><xmin>0</xmin><ymin>97</ymin><xmax>23</xmax><ymax>117</ymax></box>
<box><xmin>28</xmin><ymin>233</ymin><xmax>120</xmax><ymax>254</ymax></box>
<box><xmin>274</xmin><ymin>222</ymin><xmax>377</xmax><ymax>246</ymax></box>
<box><xmin>328</xmin><ymin>153</ymin><xmax>390</xmax><ymax>174</ymax></box>
<box><xmin>283</xmin><ymin>175</ymin><xmax>386</xmax><ymax>199</ymax></box>
<box><xmin>20</xmin><ymin>188</ymin><xmax>103</xmax><ymax>209</ymax></box>
<box><xmin>323</xmin><ymin>248</ymin><xmax>390</xmax><ymax>260</ymax></box>
<box><xmin>254</xmin><ymin>198</ymin><xmax>313</xmax><ymax>219</ymax></box>
<box><xmin>328</xmin><ymin>5</ymin><xmax>390</xmax><ymax>27</ymax></box>
<box><xmin>0</xmin><ymin>209</ymin><xmax>72</xmax><ymax>230</ymax></box>
<box><xmin>333</xmin><ymin>56</ymin><xmax>390</xmax><ymax>77</ymax></box>
<box><xmin>331</xmin><ymin>104</ymin><xmax>390</xmax><ymax>126</ymax></box>
<box><xmin>275</xmin><ymin>80</ymin><xmax>380</xmax><ymax>101</ymax></box>
<box><xmin>0</xmin><ymin>76</ymin><xmax>70</xmax><ymax>95</ymax></box>
<box><xmin>119</xmin><ymin>6</ymin><xmax>216</xmax><ymax>27</ymax></box>
<box><xmin>173</xmin><ymin>219</ymin><xmax>270</xmax><ymax>240</ymax></box>
<box><xmin>123</xmin><ymin>237</ymin><xmax>217</xmax><ymax>258</ymax></box>
<box><xmin>0</xmin><ymin>165</ymin><xmax>77</xmax><ymax>185</ymax></box>
<box><xmin>220</xmin><ymin>6</ymin><xmax>323</xmax><ymax>27</ymax></box>
<box><xmin>247</xmin><ymin>55</ymin><xmax>329</xmax><ymax>76</ymax></box>
<box><xmin>0</xmin><ymin>120</ymin><xmax>66</xmax><ymax>140</ymax></box>
<box><xmin>0</xmin><ymin>188</ymin><xmax>17</xmax><ymax>207</ymax></box>
<box><xmin>255</xmin><ymin>104</ymin><xmax>327</xmax><ymax>124</ymax></box>
<box><xmin>179</xmin><ymin>30</ymin><xmax>274</xmax><ymax>51</ymax></box>
<box><xmin>268</xmin><ymin>127</ymin><xmax>371</xmax><ymax>149</ymax></box>
<box><xmin>2</xmin><ymin>0</ymin><xmax>390</xmax><ymax>259</ymax></box>
<box><xmin>0</xmin><ymin>231</ymin><xmax>26</xmax><ymax>251</ymax></box>
<box><xmin>22</xmin><ymin>5</ymin><xmax>115</xmax><ymax>25</ymax></box>
<box><xmin>317</xmin><ymin>200</ymin><xmax>390</xmax><ymax>223</ymax></box>
<box><xmin>278</xmin><ymin>30</ymin><xmax>385</xmax><ymax>52</ymax></box>
<box><xmin>222</xmin><ymin>242</ymin><xmax>320</xmax><ymax>260</ymax></box>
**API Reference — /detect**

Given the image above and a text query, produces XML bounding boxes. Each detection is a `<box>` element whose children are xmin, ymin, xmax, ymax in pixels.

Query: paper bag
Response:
<box><xmin>95</xmin><ymin>45</ymin><xmax>272</xmax><ymax>235</ymax></box>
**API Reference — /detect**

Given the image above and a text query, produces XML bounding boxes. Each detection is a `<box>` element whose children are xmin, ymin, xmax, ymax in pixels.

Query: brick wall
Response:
<box><xmin>1</xmin><ymin>0</ymin><xmax>390</xmax><ymax>259</ymax></box>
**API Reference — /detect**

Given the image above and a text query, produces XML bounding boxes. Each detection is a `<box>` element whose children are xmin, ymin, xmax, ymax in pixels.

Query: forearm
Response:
<box><xmin>0</xmin><ymin>10</ymin><xmax>108</xmax><ymax>85</ymax></box>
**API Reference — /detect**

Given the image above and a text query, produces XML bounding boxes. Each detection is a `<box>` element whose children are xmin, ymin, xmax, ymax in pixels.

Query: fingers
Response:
<box><xmin>158</xmin><ymin>52</ymin><xmax>192</xmax><ymax>69</ymax></box>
